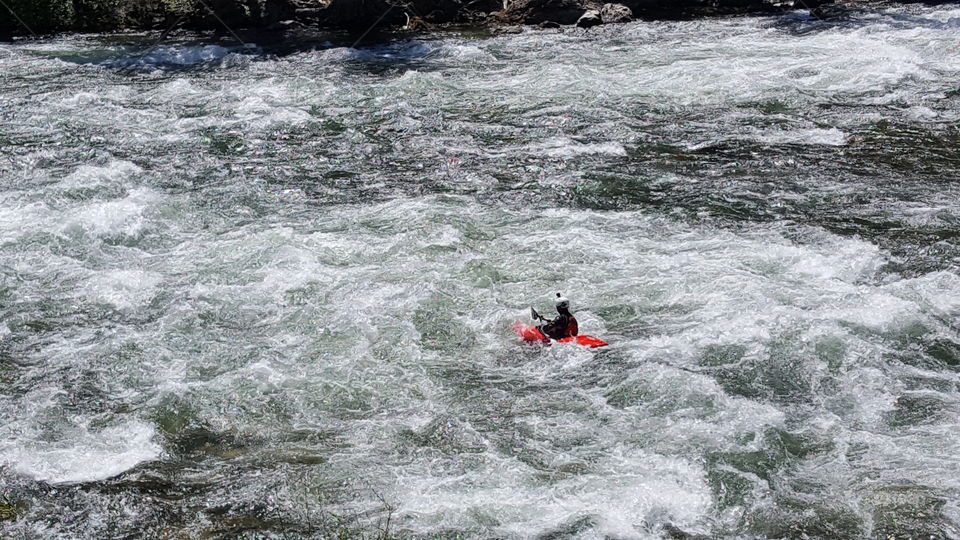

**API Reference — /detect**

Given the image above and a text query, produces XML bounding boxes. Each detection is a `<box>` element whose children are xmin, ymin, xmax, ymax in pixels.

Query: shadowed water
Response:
<box><xmin>1</xmin><ymin>4</ymin><xmax>959</xmax><ymax>538</ymax></box>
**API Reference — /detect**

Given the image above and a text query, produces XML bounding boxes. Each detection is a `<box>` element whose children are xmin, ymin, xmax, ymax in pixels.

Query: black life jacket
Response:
<box><xmin>542</xmin><ymin>313</ymin><xmax>578</xmax><ymax>340</ymax></box>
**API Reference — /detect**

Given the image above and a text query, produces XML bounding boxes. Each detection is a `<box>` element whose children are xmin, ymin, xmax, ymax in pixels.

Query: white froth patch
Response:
<box><xmin>312</xmin><ymin>47</ymin><xmax>354</xmax><ymax>63</ymax></box>
<box><xmin>906</xmin><ymin>105</ymin><xmax>939</xmax><ymax>121</ymax></box>
<box><xmin>836</xmin><ymin>367</ymin><xmax>896</xmax><ymax>425</ymax></box>
<box><xmin>2</xmin><ymin>420</ymin><xmax>161</xmax><ymax>484</ymax></box>
<box><xmin>437</xmin><ymin>43</ymin><xmax>497</xmax><ymax>62</ymax></box>
<box><xmin>231</xmin><ymin>82</ymin><xmax>313</xmax><ymax>128</ymax></box>
<box><xmin>396</xmin><ymin>449</ymin><xmax>710</xmax><ymax>537</ymax></box>
<box><xmin>752</xmin><ymin>127</ymin><xmax>847</xmax><ymax>146</ymax></box>
<box><xmin>489</xmin><ymin>10</ymin><xmax>959</xmax><ymax>106</ymax></box>
<box><xmin>0</xmin><ymin>201</ymin><xmax>50</xmax><ymax>243</ymax></box>
<box><xmin>784</xmin><ymin>237</ymin><xmax>883</xmax><ymax>282</ymax></box>
<box><xmin>63</xmin><ymin>187</ymin><xmax>160</xmax><ymax>239</ymax></box>
<box><xmin>85</xmin><ymin>269</ymin><xmax>162</xmax><ymax>309</ymax></box>
<box><xmin>835</xmin><ymin>292</ymin><xmax>918</xmax><ymax>332</ymax></box>
<box><xmin>153</xmin><ymin>78</ymin><xmax>205</xmax><ymax>101</ymax></box>
<box><xmin>235</xmin><ymin>96</ymin><xmax>313</xmax><ymax>127</ymax></box>
<box><xmin>421</xmin><ymin>224</ymin><xmax>462</xmax><ymax>249</ymax></box>
<box><xmin>60</xmin><ymin>85</ymin><xmax>130</xmax><ymax>106</ymax></box>
<box><xmin>242</xmin><ymin>360</ymin><xmax>288</xmax><ymax>392</ymax></box>
<box><xmin>259</xmin><ymin>243</ymin><xmax>329</xmax><ymax>294</ymax></box>
<box><xmin>532</xmin><ymin>138</ymin><xmax>628</xmax><ymax>158</ymax></box>
<box><xmin>138</xmin><ymin>45</ymin><xmax>236</xmax><ymax>66</ymax></box>
<box><xmin>59</xmin><ymin>160</ymin><xmax>142</xmax><ymax>189</ymax></box>
<box><xmin>887</xmin><ymin>271</ymin><xmax>960</xmax><ymax>318</ymax></box>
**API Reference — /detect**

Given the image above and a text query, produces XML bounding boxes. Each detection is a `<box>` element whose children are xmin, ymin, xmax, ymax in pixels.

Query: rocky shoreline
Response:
<box><xmin>0</xmin><ymin>0</ymin><xmax>945</xmax><ymax>39</ymax></box>
<box><xmin>1</xmin><ymin>0</ymin><xmax>838</xmax><ymax>38</ymax></box>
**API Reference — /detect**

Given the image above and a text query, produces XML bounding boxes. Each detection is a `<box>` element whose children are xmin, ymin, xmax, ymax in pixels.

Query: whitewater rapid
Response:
<box><xmin>1</xmin><ymin>3</ymin><xmax>960</xmax><ymax>538</ymax></box>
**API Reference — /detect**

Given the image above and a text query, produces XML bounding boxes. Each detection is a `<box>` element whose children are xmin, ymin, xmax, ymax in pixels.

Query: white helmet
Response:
<box><xmin>555</xmin><ymin>293</ymin><xmax>570</xmax><ymax>310</ymax></box>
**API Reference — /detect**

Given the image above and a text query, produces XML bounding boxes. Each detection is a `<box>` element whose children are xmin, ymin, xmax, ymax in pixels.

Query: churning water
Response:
<box><xmin>1</xmin><ymin>4</ymin><xmax>960</xmax><ymax>538</ymax></box>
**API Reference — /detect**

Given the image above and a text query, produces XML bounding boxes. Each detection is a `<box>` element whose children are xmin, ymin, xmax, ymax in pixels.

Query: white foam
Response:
<box><xmin>437</xmin><ymin>43</ymin><xmax>497</xmax><ymax>62</ymax></box>
<box><xmin>752</xmin><ymin>127</ymin><xmax>847</xmax><ymax>146</ymax></box>
<box><xmin>59</xmin><ymin>160</ymin><xmax>142</xmax><ymax>190</ymax></box>
<box><xmin>100</xmin><ymin>45</ymin><xmax>253</xmax><ymax>68</ymax></box>
<box><xmin>60</xmin><ymin>86</ymin><xmax>131</xmax><ymax>106</ymax></box>
<box><xmin>394</xmin><ymin>448</ymin><xmax>711</xmax><ymax>538</ymax></box>
<box><xmin>888</xmin><ymin>271</ymin><xmax>960</xmax><ymax>319</ymax></box>
<box><xmin>151</xmin><ymin>78</ymin><xmax>205</xmax><ymax>101</ymax></box>
<box><xmin>1</xmin><ymin>420</ymin><xmax>161</xmax><ymax>484</ymax></box>
<box><xmin>62</xmin><ymin>187</ymin><xmax>160</xmax><ymax>240</ymax></box>
<box><xmin>834</xmin><ymin>292</ymin><xmax>919</xmax><ymax>332</ymax></box>
<box><xmin>0</xmin><ymin>201</ymin><xmax>50</xmax><ymax>243</ymax></box>
<box><xmin>230</xmin><ymin>85</ymin><xmax>313</xmax><ymax>128</ymax></box>
<box><xmin>145</xmin><ymin>45</ymin><xmax>234</xmax><ymax>65</ymax></box>
<box><xmin>528</xmin><ymin>138</ymin><xmax>628</xmax><ymax>158</ymax></box>
<box><xmin>85</xmin><ymin>269</ymin><xmax>162</xmax><ymax>310</ymax></box>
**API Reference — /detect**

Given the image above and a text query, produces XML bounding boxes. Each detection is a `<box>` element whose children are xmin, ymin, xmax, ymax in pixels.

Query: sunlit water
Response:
<box><xmin>2</xmin><ymin>4</ymin><xmax>960</xmax><ymax>538</ymax></box>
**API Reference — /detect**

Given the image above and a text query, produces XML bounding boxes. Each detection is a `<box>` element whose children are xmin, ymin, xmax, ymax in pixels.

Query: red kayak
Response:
<box><xmin>512</xmin><ymin>322</ymin><xmax>608</xmax><ymax>348</ymax></box>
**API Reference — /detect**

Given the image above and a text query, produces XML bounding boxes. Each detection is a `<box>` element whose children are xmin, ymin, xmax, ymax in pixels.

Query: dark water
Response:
<box><xmin>1</xmin><ymin>4</ymin><xmax>959</xmax><ymax>538</ymax></box>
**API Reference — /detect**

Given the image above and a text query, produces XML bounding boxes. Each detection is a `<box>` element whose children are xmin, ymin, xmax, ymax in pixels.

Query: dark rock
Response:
<box><xmin>503</xmin><ymin>0</ymin><xmax>589</xmax><ymax>25</ymax></box>
<box><xmin>411</xmin><ymin>0</ymin><xmax>485</xmax><ymax>23</ymax></box>
<box><xmin>403</xmin><ymin>14</ymin><xmax>432</xmax><ymax>30</ymax></box>
<box><xmin>537</xmin><ymin>515</ymin><xmax>599</xmax><ymax>539</ymax></box>
<box><xmin>315</xmin><ymin>0</ymin><xmax>406</xmax><ymax>29</ymax></box>
<box><xmin>883</xmin><ymin>393</ymin><xmax>948</xmax><ymax>427</ymax></box>
<box><xmin>294</xmin><ymin>7</ymin><xmax>325</xmax><ymax>19</ymax></box>
<box><xmin>539</xmin><ymin>20</ymin><xmax>562</xmax><ymax>28</ymax></box>
<box><xmin>0</xmin><ymin>495</ymin><xmax>27</xmax><ymax>522</ymax></box>
<box><xmin>663</xmin><ymin>523</ymin><xmax>712</xmax><ymax>540</ymax></box>
<box><xmin>600</xmin><ymin>2</ymin><xmax>632</xmax><ymax>22</ymax></box>
<box><xmin>1</xmin><ymin>0</ymin><xmax>75</xmax><ymax>33</ymax></box>
<box><xmin>73</xmin><ymin>0</ymin><xmax>130</xmax><ymax>31</ymax></box>
<box><xmin>0</xmin><ymin>0</ymin><xmax>848</xmax><ymax>35</ymax></box>
<box><xmin>576</xmin><ymin>8</ymin><xmax>602</xmax><ymax>27</ymax></box>
<box><xmin>810</xmin><ymin>2</ymin><xmax>858</xmax><ymax>19</ymax></box>
<box><xmin>199</xmin><ymin>0</ymin><xmax>294</xmax><ymax>29</ymax></box>
<box><xmin>870</xmin><ymin>485</ymin><xmax>950</xmax><ymax>540</ymax></box>
<box><xmin>267</xmin><ymin>18</ymin><xmax>298</xmax><ymax>29</ymax></box>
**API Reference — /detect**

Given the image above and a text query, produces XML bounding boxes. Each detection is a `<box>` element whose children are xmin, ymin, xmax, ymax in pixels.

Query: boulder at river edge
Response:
<box><xmin>600</xmin><ymin>3</ymin><xmax>632</xmax><ymax>23</ymax></box>
<box><xmin>2</xmin><ymin>0</ymin><xmax>846</xmax><ymax>36</ymax></box>
<box><xmin>576</xmin><ymin>9</ymin><xmax>602</xmax><ymax>27</ymax></box>
<box><xmin>503</xmin><ymin>0</ymin><xmax>591</xmax><ymax>25</ymax></box>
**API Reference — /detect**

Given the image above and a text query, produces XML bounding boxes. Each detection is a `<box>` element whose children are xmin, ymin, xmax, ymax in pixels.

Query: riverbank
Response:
<box><xmin>1</xmin><ymin>0</ymin><xmax>883</xmax><ymax>38</ymax></box>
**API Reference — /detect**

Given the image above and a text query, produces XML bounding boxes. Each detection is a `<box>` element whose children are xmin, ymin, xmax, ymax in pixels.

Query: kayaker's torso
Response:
<box><xmin>541</xmin><ymin>313</ymin><xmax>578</xmax><ymax>340</ymax></box>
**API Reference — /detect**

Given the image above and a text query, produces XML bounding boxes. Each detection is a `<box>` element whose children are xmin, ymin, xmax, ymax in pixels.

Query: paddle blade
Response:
<box><xmin>530</xmin><ymin>307</ymin><xmax>540</xmax><ymax>321</ymax></box>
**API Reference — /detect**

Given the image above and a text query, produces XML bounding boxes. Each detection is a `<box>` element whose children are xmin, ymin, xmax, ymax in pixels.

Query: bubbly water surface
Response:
<box><xmin>2</xmin><ymin>4</ymin><xmax>960</xmax><ymax>538</ymax></box>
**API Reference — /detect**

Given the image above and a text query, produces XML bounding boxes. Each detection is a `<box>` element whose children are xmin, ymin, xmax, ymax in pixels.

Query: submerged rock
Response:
<box><xmin>869</xmin><ymin>486</ymin><xmax>951</xmax><ymax>540</ymax></box>
<box><xmin>0</xmin><ymin>495</ymin><xmax>27</xmax><ymax>522</ymax></box>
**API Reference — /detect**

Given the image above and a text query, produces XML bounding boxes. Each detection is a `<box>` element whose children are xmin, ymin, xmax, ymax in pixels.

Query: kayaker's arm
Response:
<box><xmin>540</xmin><ymin>314</ymin><xmax>570</xmax><ymax>339</ymax></box>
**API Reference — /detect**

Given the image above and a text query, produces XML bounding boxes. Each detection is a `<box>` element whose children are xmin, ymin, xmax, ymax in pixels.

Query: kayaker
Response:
<box><xmin>539</xmin><ymin>293</ymin><xmax>579</xmax><ymax>340</ymax></box>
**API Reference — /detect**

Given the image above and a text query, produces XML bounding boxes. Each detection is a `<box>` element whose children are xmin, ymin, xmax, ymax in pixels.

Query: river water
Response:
<box><xmin>1</xmin><ymin>4</ymin><xmax>959</xmax><ymax>538</ymax></box>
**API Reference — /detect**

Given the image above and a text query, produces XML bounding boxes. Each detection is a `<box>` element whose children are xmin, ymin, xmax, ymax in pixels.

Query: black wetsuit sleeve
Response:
<box><xmin>541</xmin><ymin>314</ymin><xmax>569</xmax><ymax>340</ymax></box>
